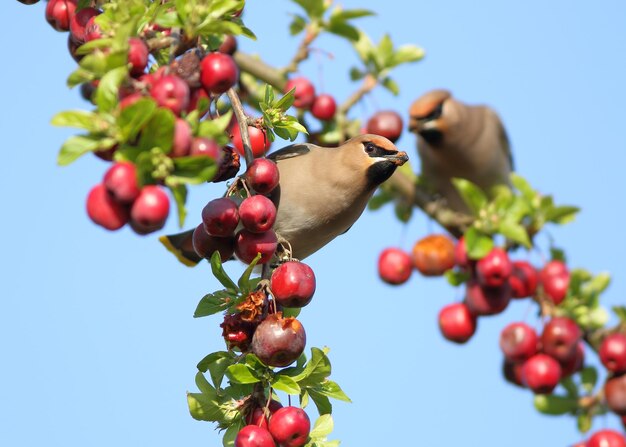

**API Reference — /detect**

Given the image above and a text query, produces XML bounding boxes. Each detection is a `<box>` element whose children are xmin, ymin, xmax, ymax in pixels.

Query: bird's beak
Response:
<box><xmin>383</xmin><ymin>151</ymin><xmax>409</xmax><ymax>166</ymax></box>
<box><xmin>409</xmin><ymin>117</ymin><xmax>439</xmax><ymax>134</ymax></box>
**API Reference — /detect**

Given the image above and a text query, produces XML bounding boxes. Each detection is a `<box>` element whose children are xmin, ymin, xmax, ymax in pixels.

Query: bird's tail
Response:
<box><xmin>158</xmin><ymin>230</ymin><xmax>203</xmax><ymax>267</ymax></box>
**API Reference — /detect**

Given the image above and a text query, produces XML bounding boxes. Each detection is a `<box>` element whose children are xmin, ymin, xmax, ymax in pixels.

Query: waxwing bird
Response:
<box><xmin>161</xmin><ymin>134</ymin><xmax>409</xmax><ymax>265</ymax></box>
<box><xmin>408</xmin><ymin>89</ymin><xmax>513</xmax><ymax>213</ymax></box>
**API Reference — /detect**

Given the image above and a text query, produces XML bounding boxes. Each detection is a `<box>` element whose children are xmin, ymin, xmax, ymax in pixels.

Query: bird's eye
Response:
<box><xmin>364</xmin><ymin>142</ymin><xmax>376</xmax><ymax>153</ymax></box>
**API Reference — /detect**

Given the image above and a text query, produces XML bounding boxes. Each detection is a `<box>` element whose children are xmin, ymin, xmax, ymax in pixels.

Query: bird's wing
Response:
<box><xmin>267</xmin><ymin>143</ymin><xmax>313</xmax><ymax>161</ymax></box>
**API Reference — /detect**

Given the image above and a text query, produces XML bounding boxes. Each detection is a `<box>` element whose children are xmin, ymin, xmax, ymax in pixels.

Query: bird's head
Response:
<box><xmin>340</xmin><ymin>134</ymin><xmax>409</xmax><ymax>186</ymax></box>
<box><xmin>408</xmin><ymin>89</ymin><xmax>452</xmax><ymax>145</ymax></box>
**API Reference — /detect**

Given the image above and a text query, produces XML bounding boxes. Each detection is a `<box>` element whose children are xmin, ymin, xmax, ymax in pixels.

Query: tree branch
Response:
<box><xmin>282</xmin><ymin>28</ymin><xmax>319</xmax><ymax>74</ymax></box>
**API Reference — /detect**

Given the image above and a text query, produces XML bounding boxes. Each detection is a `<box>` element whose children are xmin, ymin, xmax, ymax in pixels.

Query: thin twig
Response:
<box><xmin>282</xmin><ymin>28</ymin><xmax>319</xmax><ymax>74</ymax></box>
<box><xmin>338</xmin><ymin>73</ymin><xmax>378</xmax><ymax>115</ymax></box>
<box><xmin>227</xmin><ymin>88</ymin><xmax>255</xmax><ymax>167</ymax></box>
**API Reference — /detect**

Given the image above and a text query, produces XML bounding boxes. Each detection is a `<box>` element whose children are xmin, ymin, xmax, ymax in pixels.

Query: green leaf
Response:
<box><xmin>326</xmin><ymin>21</ymin><xmax>359</xmax><ymax>41</ymax></box>
<box><xmin>168</xmin><ymin>183</ymin><xmax>188</xmax><ymax>228</ymax></box>
<box><xmin>282</xmin><ymin>307</ymin><xmax>301</xmax><ymax>318</ymax></box>
<box><xmin>194</xmin><ymin>290</ymin><xmax>232</xmax><ymax>318</ymax></box>
<box><xmin>583</xmin><ymin>273</ymin><xmax>611</xmax><ymax>295</ymax></box>
<box><xmin>292</xmin><ymin>0</ymin><xmax>326</xmax><ymax>19</ymax></box>
<box><xmin>222</xmin><ymin>419</ymin><xmax>244</xmax><ymax>447</ymax></box>
<box><xmin>452</xmin><ymin>178</ymin><xmax>488</xmax><ymax>215</ymax></box>
<box><xmin>195</xmin><ymin>371</ymin><xmax>215</xmax><ymax>394</ymax></box>
<box><xmin>226</xmin><ymin>364</ymin><xmax>260</xmax><ymax>384</ymax></box>
<box><xmin>309</xmin><ymin>414</ymin><xmax>334</xmax><ymax>438</ymax></box>
<box><xmin>511</xmin><ymin>173</ymin><xmax>535</xmax><ymax>201</ymax></box>
<box><xmin>237</xmin><ymin>253</ymin><xmax>262</xmax><ymax>293</ymax></box>
<box><xmin>464</xmin><ymin>227</ymin><xmax>493</xmax><ymax>260</ymax></box>
<box><xmin>315</xmin><ymin>380</ymin><xmax>351</xmax><ymax>402</ymax></box>
<box><xmin>499</xmin><ymin>220</ymin><xmax>531</xmax><ymax>247</ymax></box>
<box><xmin>57</xmin><ymin>135</ymin><xmax>116</xmax><ymax>166</ymax></box>
<box><xmin>138</xmin><ymin>108</ymin><xmax>175</xmax><ymax>153</ymax></box>
<box><xmin>546</xmin><ymin>205</ymin><xmax>580</xmax><ymax>224</ymax></box>
<box><xmin>394</xmin><ymin>201</ymin><xmax>413</xmax><ymax>223</ymax></box>
<box><xmin>289</xmin><ymin>14</ymin><xmax>307</xmax><ymax>35</ymax></box>
<box><xmin>349</xmin><ymin>67</ymin><xmax>365</xmax><ymax>81</ymax></box>
<box><xmin>533</xmin><ymin>394</ymin><xmax>578</xmax><ymax>415</ymax></box>
<box><xmin>187</xmin><ymin>391</ymin><xmax>223</xmax><ymax>422</ymax></box>
<box><xmin>580</xmin><ymin>366</ymin><xmax>598</xmax><ymax>393</ymax></box>
<box><xmin>588</xmin><ymin>307</ymin><xmax>609</xmax><ymax>329</ymax></box>
<box><xmin>95</xmin><ymin>66</ymin><xmax>128</xmax><ymax>113</ymax></box>
<box><xmin>560</xmin><ymin>376</ymin><xmax>578</xmax><ymax>398</ymax></box>
<box><xmin>577</xmin><ymin>413</ymin><xmax>592</xmax><ymax>433</ymax></box>
<box><xmin>307</xmin><ymin>389</ymin><xmax>332</xmax><ymax>415</ymax></box>
<box><xmin>292</xmin><ymin>347</ymin><xmax>331</xmax><ymax>383</ymax></box>
<box><xmin>330</xmin><ymin>8</ymin><xmax>374</xmax><ymax>21</ymax></box>
<box><xmin>272</xmin><ymin>374</ymin><xmax>301</xmax><ymax>395</ymax></box>
<box><xmin>381</xmin><ymin>77</ymin><xmax>400</xmax><ymax>96</ymax></box>
<box><xmin>368</xmin><ymin>189</ymin><xmax>393</xmax><ymax>210</ymax></box>
<box><xmin>197</xmin><ymin>351</ymin><xmax>236</xmax><ymax>388</ymax></box>
<box><xmin>388</xmin><ymin>44</ymin><xmax>425</xmax><ymax>66</ymax></box>
<box><xmin>613</xmin><ymin>306</ymin><xmax>626</xmax><ymax>323</ymax></box>
<box><xmin>210</xmin><ymin>251</ymin><xmax>238</xmax><ymax>292</ymax></box>
<box><xmin>168</xmin><ymin>156</ymin><xmax>217</xmax><ymax>185</ymax></box>
<box><xmin>117</xmin><ymin>98</ymin><xmax>157</xmax><ymax>142</ymax></box>
<box><xmin>51</xmin><ymin>110</ymin><xmax>101</xmax><ymax>131</ymax></box>
<box><xmin>444</xmin><ymin>269</ymin><xmax>470</xmax><ymax>287</ymax></box>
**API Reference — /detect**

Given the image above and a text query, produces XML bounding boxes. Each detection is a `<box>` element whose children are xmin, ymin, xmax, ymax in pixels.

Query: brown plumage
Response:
<box><xmin>161</xmin><ymin>134</ymin><xmax>408</xmax><ymax>265</ymax></box>
<box><xmin>408</xmin><ymin>89</ymin><xmax>513</xmax><ymax>212</ymax></box>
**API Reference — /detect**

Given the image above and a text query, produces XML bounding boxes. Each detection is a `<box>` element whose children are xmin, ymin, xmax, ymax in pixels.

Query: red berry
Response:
<box><xmin>366</xmin><ymin>110</ymin><xmax>403</xmax><ymax>143</ymax></box>
<box><xmin>186</xmin><ymin>88</ymin><xmax>210</xmax><ymax>116</ymax></box>
<box><xmin>128</xmin><ymin>38</ymin><xmax>149</xmax><ymax>76</ymax></box>
<box><xmin>119</xmin><ymin>92</ymin><xmax>144</xmax><ymax>110</ymax></box>
<box><xmin>86</xmin><ymin>183</ymin><xmax>129</xmax><ymax>231</ymax></box>
<box><xmin>201</xmin><ymin>198</ymin><xmax>240</xmax><ymax>237</ymax></box>
<box><xmin>245</xmin><ymin>400</ymin><xmax>283</xmax><ymax>430</ymax></box>
<box><xmin>234</xmin><ymin>425</ymin><xmax>276</xmax><ymax>447</ymax></box>
<box><xmin>46</xmin><ymin>0</ymin><xmax>77</xmax><ymax>32</ymax></box>
<box><xmin>412</xmin><ymin>234</ymin><xmax>456</xmax><ymax>276</ymax></box>
<box><xmin>454</xmin><ymin>236</ymin><xmax>469</xmax><ymax>269</ymax></box>
<box><xmin>103</xmin><ymin>162</ymin><xmax>140</xmax><ymax>204</ymax></box>
<box><xmin>271</xmin><ymin>261</ymin><xmax>316</xmax><ymax>308</ymax></box>
<box><xmin>600</xmin><ymin>333</ymin><xmax>626</xmax><ymax>374</ymax></box>
<box><xmin>192</xmin><ymin>224</ymin><xmax>235</xmax><ymax>261</ymax></box>
<box><xmin>500</xmin><ymin>322</ymin><xmax>538</xmax><ymax>362</ymax></box>
<box><xmin>560</xmin><ymin>342</ymin><xmax>585</xmax><ymax>377</ymax></box>
<box><xmin>83</xmin><ymin>15</ymin><xmax>102</xmax><ymax>42</ymax></box>
<box><xmin>476</xmin><ymin>247</ymin><xmax>512</xmax><ymax>288</ymax></box>
<box><xmin>130</xmin><ymin>185</ymin><xmax>170</xmax><ymax>234</ymax></box>
<box><xmin>587</xmin><ymin>430</ymin><xmax>626</xmax><ymax>447</ymax></box>
<box><xmin>231</xmin><ymin>125</ymin><xmax>271</xmax><ymax>158</ymax></box>
<box><xmin>438</xmin><ymin>302</ymin><xmax>477</xmax><ymax>344</ymax></box>
<box><xmin>218</xmin><ymin>35</ymin><xmax>238</xmax><ymax>55</ymax></box>
<box><xmin>509</xmin><ymin>260</ymin><xmax>538</xmax><ymax>298</ymax></box>
<box><xmin>540</xmin><ymin>317</ymin><xmax>582</xmax><ymax>363</ymax></box>
<box><xmin>246</xmin><ymin>158</ymin><xmax>280</xmax><ymax>194</ymax></box>
<box><xmin>200</xmin><ymin>52</ymin><xmax>239</xmax><ymax>95</ymax></box>
<box><xmin>310</xmin><ymin>94</ymin><xmax>337</xmax><ymax>121</ymax></box>
<box><xmin>150</xmin><ymin>75</ymin><xmax>190</xmax><ymax>116</ymax></box>
<box><xmin>521</xmin><ymin>353</ymin><xmax>562</xmax><ymax>394</ymax></box>
<box><xmin>268</xmin><ymin>406</ymin><xmax>311</xmax><ymax>447</ymax></box>
<box><xmin>378</xmin><ymin>248</ymin><xmax>413</xmax><ymax>285</ymax></box>
<box><xmin>235</xmin><ymin>229</ymin><xmax>278</xmax><ymax>264</ymax></box>
<box><xmin>238</xmin><ymin>195</ymin><xmax>277</xmax><ymax>233</ymax></box>
<box><xmin>284</xmin><ymin>77</ymin><xmax>316</xmax><ymax>110</ymax></box>
<box><xmin>169</xmin><ymin>118</ymin><xmax>192</xmax><ymax>157</ymax></box>
<box><xmin>464</xmin><ymin>280</ymin><xmax>511</xmax><ymax>316</ymax></box>
<box><xmin>190</xmin><ymin>137</ymin><xmax>221</xmax><ymax>159</ymax></box>
<box><xmin>69</xmin><ymin>7</ymin><xmax>100</xmax><ymax>44</ymax></box>
<box><xmin>502</xmin><ymin>360</ymin><xmax>525</xmax><ymax>388</ymax></box>
<box><xmin>605</xmin><ymin>373</ymin><xmax>626</xmax><ymax>415</ymax></box>
<box><xmin>251</xmin><ymin>313</ymin><xmax>306</xmax><ymax>367</ymax></box>
<box><xmin>540</xmin><ymin>260</ymin><xmax>570</xmax><ymax>304</ymax></box>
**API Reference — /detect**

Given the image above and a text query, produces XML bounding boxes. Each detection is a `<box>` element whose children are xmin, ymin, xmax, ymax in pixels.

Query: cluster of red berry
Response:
<box><xmin>378</xmin><ymin>233</ymin><xmax>626</xmax><ymax>445</ymax></box>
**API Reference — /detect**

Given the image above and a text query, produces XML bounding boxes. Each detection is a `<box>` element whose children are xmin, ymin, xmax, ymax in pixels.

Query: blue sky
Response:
<box><xmin>2</xmin><ymin>1</ymin><xmax>626</xmax><ymax>446</ymax></box>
